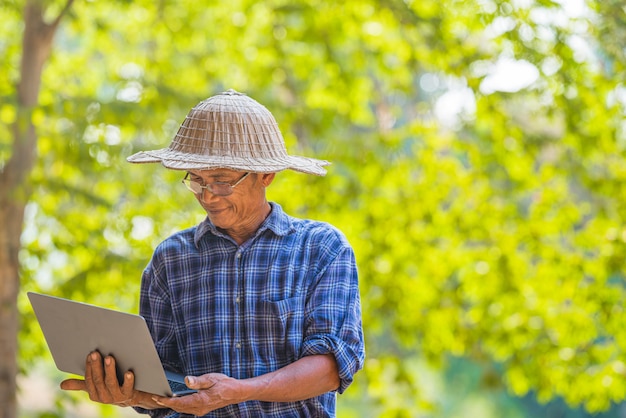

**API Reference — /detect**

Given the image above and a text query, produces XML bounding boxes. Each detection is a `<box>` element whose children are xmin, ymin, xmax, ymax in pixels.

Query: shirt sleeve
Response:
<box><xmin>300</xmin><ymin>241</ymin><xmax>365</xmax><ymax>394</ymax></box>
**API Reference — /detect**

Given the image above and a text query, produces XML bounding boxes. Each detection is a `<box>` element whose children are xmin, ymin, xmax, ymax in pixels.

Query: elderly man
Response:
<box><xmin>61</xmin><ymin>89</ymin><xmax>365</xmax><ymax>417</ymax></box>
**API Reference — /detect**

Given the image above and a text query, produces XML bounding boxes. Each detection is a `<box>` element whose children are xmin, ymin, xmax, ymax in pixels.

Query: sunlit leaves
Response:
<box><xmin>4</xmin><ymin>0</ymin><xmax>626</xmax><ymax>415</ymax></box>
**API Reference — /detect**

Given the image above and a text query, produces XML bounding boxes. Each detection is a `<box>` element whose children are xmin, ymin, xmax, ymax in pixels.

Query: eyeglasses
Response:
<box><xmin>182</xmin><ymin>172</ymin><xmax>251</xmax><ymax>197</ymax></box>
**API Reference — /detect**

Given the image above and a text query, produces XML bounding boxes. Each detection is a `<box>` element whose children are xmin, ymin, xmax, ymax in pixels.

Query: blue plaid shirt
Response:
<box><xmin>136</xmin><ymin>203</ymin><xmax>365</xmax><ymax>417</ymax></box>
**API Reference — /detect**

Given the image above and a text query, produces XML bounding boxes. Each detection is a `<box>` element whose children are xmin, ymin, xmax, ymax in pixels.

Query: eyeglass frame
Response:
<box><xmin>182</xmin><ymin>171</ymin><xmax>251</xmax><ymax>197</ymax></box>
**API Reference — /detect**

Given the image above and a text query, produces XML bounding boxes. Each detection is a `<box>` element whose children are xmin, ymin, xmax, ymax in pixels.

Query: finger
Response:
<box><xmin>185</xmin><ymin>375</ymin><xmax>199</xmax><ymax>389</ymax></box>
<box><xmin>60</xmin><ymin>378</ymin><xmax>86</xmax><ymax>391</ymax></box>
<box><xmin>153</xmin><ymin>393</ymin><xmax>198</xmax><ymax>413</ymax></box>
<box><xmin>88</xmin><ymin>351</ymin><xmax>113</xmax><ymax>402</ymax></box>
<box><xmin>104</xmin><ymin>356</ymin><xmax>122</xmax><ymax>392</ymax></box>
<box><xmin>120</xmin><ymin>370</ymin><xmax>135</xmax><ymax>398</ymax></box>
<box><xmin>185</xmin><ymin>374</ymin><xmax>217</xmax><ymax>390</ymax></box>
<box><xmin>84</xmin><ymin>352</ymin><xmax>97</xmax><ymax>399</ymax></box>
<box><xmin>152</xmin><ymin>395</ymin><xmax>171</xmax><ymax>410</ymax></box>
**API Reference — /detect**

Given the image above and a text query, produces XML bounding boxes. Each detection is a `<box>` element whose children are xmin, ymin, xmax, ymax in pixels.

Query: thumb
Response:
<box><xmin>185</xmin><ymin>375</ymin><xmax>200</xmax><ymax>388</ymax></box>
<box><xmin>60</xmin><ymin>378</ymin><xmax>86</xmax><ymax>391</ymax></box>
<box><xmin>185</xmin><ymin>374</ymin><xmax>218</xmax><ymax>390</ymax></box>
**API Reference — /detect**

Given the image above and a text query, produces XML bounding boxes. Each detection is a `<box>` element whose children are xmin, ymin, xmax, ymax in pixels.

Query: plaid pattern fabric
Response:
<box><xmin>136</xmin><ymin>203</ymin><xmax>365</xmax><ymax>417</ymax></box>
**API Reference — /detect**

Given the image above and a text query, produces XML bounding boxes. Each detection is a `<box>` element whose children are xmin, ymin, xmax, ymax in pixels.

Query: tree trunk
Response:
<box><xmin>0</xmin><ymin>1</ymin><xmax>73</xmax><ymax>417</ymax></box>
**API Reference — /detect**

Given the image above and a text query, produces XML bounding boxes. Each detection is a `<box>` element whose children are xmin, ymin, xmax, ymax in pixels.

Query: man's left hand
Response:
<box><xmin>153</xmin><ymin>373</ymin><xmax>244</xmax><ymax>416</ymax></box>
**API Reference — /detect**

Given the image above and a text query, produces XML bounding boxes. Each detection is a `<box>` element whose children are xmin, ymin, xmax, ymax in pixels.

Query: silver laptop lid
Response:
<box><xmin>27</xmin><ymin>292</ymin><xmax>179</xmax><ymax>396</ymax></box>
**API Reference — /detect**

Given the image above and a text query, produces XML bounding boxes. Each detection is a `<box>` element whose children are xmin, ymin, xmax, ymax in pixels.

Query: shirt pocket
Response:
<box><xmin>258</xmin><ymin>297</ymin><xmax>305</xmax><ymax>364</ymax></box>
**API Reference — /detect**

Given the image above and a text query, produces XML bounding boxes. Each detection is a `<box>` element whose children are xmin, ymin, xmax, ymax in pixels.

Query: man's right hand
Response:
<box><xmin>60</xmin><ymin>351</ymin><xmax>159</xmax><ymax>409</ymax></box>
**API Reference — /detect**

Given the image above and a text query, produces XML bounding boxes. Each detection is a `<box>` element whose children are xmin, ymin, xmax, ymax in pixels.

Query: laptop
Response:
<box><xmin>27</xmin><ymin>291</ymin><xmax>196</xmax><ymax>397</ymax></box>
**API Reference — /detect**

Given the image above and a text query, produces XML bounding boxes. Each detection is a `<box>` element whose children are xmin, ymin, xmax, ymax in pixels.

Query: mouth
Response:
<box><xmin>205</xmin><ymin>206</ymin><xmax>227</xmax><ymax>216</ymax></box>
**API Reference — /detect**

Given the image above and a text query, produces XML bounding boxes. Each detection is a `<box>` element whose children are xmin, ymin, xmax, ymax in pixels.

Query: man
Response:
<box><xmin>60</xmin><ymin>89</ymin><xmax>365</xmax><ymax>417</ymax></box>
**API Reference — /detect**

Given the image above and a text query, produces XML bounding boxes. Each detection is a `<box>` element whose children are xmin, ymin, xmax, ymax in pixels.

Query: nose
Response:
<box><xmin>198</xmin><ymin>188</ymin><xmax>220</xmax><ymax>203</ymax></box>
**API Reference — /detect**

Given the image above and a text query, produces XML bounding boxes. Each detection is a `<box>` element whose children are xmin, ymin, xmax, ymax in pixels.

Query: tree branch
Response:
<box><xmin>50</xmin><ymin>0</ymin><xmax>76</xmax><ymax>32</ymax></box>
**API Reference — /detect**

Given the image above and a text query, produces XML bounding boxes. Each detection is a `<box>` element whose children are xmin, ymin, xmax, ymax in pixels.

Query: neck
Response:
<box><xmin>224</xmin><ymin>201</ymin><xmax>272</xmax><ymax>246</ymax></box>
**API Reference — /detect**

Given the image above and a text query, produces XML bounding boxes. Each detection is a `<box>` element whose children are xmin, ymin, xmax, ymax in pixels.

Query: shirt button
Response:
<box><xmin>235</xmin><ymin>343</ymin><xmax>241</xmax><ymax>349</ymax></box>
<box><xmin>235</xmin><ymin>297</ymin><xmax>240</xmax><ymax>303</ymax></box>
<box><xmin>236</xmin><ymin>252</ymin><xmax>242</xmax><ymax>258</ymax></box>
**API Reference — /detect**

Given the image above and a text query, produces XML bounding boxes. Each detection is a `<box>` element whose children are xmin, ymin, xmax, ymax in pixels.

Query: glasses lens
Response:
<box><xmin>183</xmin><ymin>179</ymin><xmax>234</xmax><ymax>197</ymax></box>
<box><xmin>210</xmin><ymin>183</ymin><xmax>233</xmax><ymax>197</ymax></box>
<box><xmin>183</xmin><ymin>174</ymin><xmax>239</xmax><ymax>197</ymax></box>
<box><xmin>183</xmin><ymin>179</ymin><xmax>202</xmax><ymax>194</ymax></box>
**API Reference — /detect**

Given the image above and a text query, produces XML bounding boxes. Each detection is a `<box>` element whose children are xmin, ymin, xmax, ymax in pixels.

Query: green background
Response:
<box><xmin>3</xmin><ymin>0</ymin><xmax>626</xmax><ymax>416</ymax></box>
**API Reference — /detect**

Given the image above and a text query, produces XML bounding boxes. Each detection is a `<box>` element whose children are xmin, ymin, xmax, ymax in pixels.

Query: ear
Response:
<box><xmin>260</xmin><ymin>172</ymin><xmax>276</xmax><ymax>187</ymax></box>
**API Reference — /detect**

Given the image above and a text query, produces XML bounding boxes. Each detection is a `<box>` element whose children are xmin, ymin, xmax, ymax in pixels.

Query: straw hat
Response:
<box><xmin>127</xmin><ymin>89</ymin><xmax>329</xmax><ymax>176</ymax></box>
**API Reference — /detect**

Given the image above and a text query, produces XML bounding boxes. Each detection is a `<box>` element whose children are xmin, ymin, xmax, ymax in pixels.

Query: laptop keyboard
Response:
<box><xmin>168</xmin><ymin>380</ymin><xmax>191</xmax><ymax>393</ymax></box>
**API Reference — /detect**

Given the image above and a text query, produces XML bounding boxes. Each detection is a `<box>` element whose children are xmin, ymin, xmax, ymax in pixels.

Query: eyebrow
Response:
<box><xmin>190</xmin><ymin>172</ymin><xmax>239</xmax><ymax>181</ymax></box>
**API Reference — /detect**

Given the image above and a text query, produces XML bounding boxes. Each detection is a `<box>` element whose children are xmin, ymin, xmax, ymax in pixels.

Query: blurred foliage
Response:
<box><xmin>3</xmin><ymin>0</ymin><xmax>626</xmax><ymax>416</ymax></box>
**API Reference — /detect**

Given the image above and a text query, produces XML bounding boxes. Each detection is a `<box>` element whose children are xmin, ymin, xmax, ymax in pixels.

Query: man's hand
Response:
<box><xmin>152</xmin><ymin>373</ymin><xmax>244</xmax><ymax>416</ymax></box>
<box><xmin>60</xmin><ymin>351</ymin><xmax>153</xmax><ymax>408</ymax></box>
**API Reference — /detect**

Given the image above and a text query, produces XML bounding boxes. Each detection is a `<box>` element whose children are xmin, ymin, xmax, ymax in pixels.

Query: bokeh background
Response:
<box><xmin>2</xmin><ymin>0</ymin><xmax>626</xmax><ymax>417</ymax></box>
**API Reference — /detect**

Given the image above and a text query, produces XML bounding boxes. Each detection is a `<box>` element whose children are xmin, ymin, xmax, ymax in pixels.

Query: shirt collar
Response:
<box><xmin>194</xmin><ymin>202</ymin><xmax>295</xmax><ymax>247</ymax></box>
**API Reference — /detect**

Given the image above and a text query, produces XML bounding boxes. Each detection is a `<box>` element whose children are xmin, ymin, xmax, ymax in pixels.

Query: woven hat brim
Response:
<box><xmin>127</xmin><ymin>149</ymin><xmax>330</xmax><ymax>176</ymax></box>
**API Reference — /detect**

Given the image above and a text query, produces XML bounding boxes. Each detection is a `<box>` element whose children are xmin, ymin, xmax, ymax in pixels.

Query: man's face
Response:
<box><xmin>187</xmin><ymin>169</ymin><xmax>274</xmax><ymax>234</ymax></box>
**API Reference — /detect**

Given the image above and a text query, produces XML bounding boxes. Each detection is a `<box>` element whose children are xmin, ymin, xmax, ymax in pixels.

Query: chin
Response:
<box><xmin>207</xmin><ymin>214</ymin><xmax>230</xmax><ymax>229</ymax></box>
